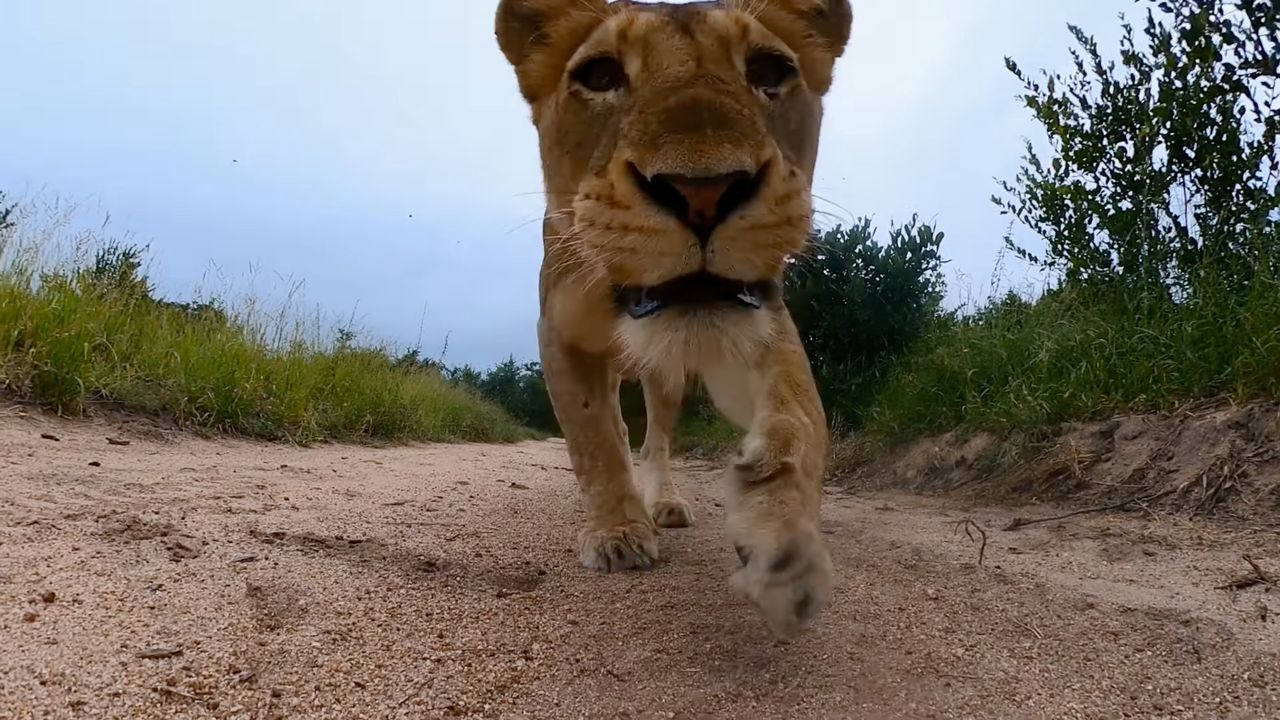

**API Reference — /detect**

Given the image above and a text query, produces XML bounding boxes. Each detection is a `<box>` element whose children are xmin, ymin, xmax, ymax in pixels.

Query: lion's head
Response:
<box><xmin>497</xmin><ymin>0</ymin><xmax>851</xmax><ymax>379</ymax></box>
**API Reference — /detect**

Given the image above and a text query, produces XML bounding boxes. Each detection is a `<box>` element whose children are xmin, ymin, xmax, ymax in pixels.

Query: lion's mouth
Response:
<box><xmin>613</xmin><ymin>271</ymin><xmax>777</xmax><ymax>320</ymax></box>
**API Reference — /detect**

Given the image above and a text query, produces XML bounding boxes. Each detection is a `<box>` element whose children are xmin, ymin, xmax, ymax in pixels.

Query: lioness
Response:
<box><xmin>495</xmin><ymin>0</ymin><xmax>852</xmax><ymax>637</ymax></box>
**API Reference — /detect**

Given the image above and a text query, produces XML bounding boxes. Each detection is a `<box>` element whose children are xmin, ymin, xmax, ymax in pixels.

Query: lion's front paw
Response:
<box><xmin>649</xmin><ymin>497</ymin><xmax>694</xmax><ymax>528</ymax></box>
<box><xmin>731</xmin><ymin>418</ymin><xmax>802</xmax><ymax>484</ymax></box>
<box><xmin>579</xmin><ymin>520</ymin><xmax>659</xmax><ymax>572</ymax></box>
<box><xmin>729</xmin><ymin>520</ymin><xmax>833</xmax><ymax>638</ymax></box>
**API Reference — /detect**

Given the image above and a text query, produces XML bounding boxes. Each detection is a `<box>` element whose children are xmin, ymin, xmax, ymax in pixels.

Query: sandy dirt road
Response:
<box><xmin>1</xmin><ymin>410</ymin><xmax>1278</xmax><ymax>719</ymax></box>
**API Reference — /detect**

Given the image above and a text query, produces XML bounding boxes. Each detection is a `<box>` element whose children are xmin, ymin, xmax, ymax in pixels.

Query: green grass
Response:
<box><xmin>0</xmin><ymin>204</ymin><xmax>531</xmax><ymax>445</ymax></box>
<box><xmin>673</xmin><ymin>400</ymin><xmax>742</xmax><ymax>456</ymax></box>
<box><xmin>861</xmin><ymin>275</ymin><xmax>1280</xmax><ymax>441</ymax></box>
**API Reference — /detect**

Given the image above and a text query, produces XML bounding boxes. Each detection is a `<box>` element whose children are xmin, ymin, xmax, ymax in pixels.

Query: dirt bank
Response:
<box><xmin>836</xmin><ymin>401</ymin><xmax>1280</xmax><ymax>524</ymax></box>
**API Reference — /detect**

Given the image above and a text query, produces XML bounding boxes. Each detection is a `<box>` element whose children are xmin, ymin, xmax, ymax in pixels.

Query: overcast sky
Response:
<box><xmin>1</xmin><ymin>0</ymin><xmax>1130</xmax><ymax>368</ymax></box>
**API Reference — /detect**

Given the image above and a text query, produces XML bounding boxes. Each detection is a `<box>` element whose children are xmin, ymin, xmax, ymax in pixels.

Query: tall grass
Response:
<box><xmin>862</xmin><ymin>275</ymin><xmax>1280</xmax><ymax>440</ymax></box>
<box><xmin>0</xmin><ymin>198</ymin><xmax>531</xmax><ymax>445</ymax></box>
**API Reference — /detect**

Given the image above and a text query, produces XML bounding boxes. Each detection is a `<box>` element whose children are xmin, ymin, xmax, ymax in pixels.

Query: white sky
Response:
<box><xmin>1</xmin><ymin>0</ymin><xmax>1129</xmax><ymax>368</ymax></box>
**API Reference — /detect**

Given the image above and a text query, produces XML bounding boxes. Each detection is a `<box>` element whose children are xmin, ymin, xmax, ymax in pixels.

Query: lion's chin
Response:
<box><xmin>613</xmin><ymin>301</ymin><xmax>778</xmax><ymax>392</ymax></box>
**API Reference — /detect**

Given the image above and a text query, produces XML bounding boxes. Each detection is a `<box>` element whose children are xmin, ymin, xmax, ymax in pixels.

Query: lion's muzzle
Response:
<box><xmin>629</xmin><ymin>164</ymin><xmax>766</xmax><ymax>247</ymax></box>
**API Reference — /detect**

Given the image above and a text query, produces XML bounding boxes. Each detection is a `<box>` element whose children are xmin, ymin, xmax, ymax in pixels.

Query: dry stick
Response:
<box><xmin>1216</xmin><ymin>554</ymin><xmax>1275</xmax><ymax>591</ymax></box>
<box><xmin>938</xmin><ymin>673</ymin><xmax>984</xmax><ymax>681</ymax></box>
<box><xmin>533</xmin><ymin>463</ymin><xmax>573</xmax><ymax>472</ymax></box>
<box><xmin>1244</xmin><ymin>555</ymin><xmax>1273</xmax><ymax>583</ymax></box>
<box><xmin>1012</xmin><ymin>618</ymin><xmax>1045</xmax><ymax>641</ymax></box>
<box><xmin>953</xmin><ymin>519</ymin><xmax>988</xmax><ymax>566</ymax></box>
<box><xmin>387</xmin><ymin>521</ymin><xmax>463</xmax><ymax>528</ymax></box>
<box><xmin>136</xmin><ymin>647</ymin><xmax>183</xmax><ymax>660</ymax></box>
<box><xmin>396</xmin><ymin>680</ymin><xmax>433</xmax><ymax>708</ymax></box>
<box><xmin>1195</xmin><ymin>460</ymin><xmax>1241</xmax><ymax>514</ymax></box>
<box><xmin>154</xmin><ymin>686</ymin><xmax>203</xmax><ymax>702</ymax></box>
<box><xmin>1002</xmin><ymin>490</ymin><xmax>1175</xmax><ymax>531</ymax></box>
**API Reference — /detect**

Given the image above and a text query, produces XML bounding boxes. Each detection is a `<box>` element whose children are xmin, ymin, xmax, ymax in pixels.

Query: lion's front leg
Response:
<box><xmin>704</xmin><ymin>315</ymin><xmax>833</xmax><ymax>638</ymax></box>
<box><xmin>539</xmin><ymin>330</ymin><xmax>657</xmax><ymax>572</ymax></box>
<box><xmin>637</xmin><ymin>374</ymin><xmax>695</xmax><ymax>528</ymax></box>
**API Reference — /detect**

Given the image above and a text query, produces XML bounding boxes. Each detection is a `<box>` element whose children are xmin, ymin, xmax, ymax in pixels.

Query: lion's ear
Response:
<box><xmin>495</xmin><ymin>0</ymin><xmax>609</xmax><ymax>101</ymax></box>
<box><xmin>810</xmin><ymin>0</ymin><xmax>853</xmax><ymax>59</ymax></box>
<box><xmin>760</xmin><ymin>0</ymin><xmax>852</xmax><ymax>56</ymax></box>
<box><xmin>752</xmin><ymin>0</ymin><xmax>853</xmax><ymax>94</ymax></box>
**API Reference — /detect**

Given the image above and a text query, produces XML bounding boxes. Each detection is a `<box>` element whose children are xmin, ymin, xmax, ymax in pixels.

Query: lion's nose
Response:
<box><xmin>633</xmin><ymin>168</ymin><xmax>762</xmax><ymax>246</ymax></box>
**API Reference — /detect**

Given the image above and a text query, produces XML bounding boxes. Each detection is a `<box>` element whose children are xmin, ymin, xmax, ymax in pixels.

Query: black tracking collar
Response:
<box><xmin>613</xmin><ymin>272</ymin><xmax>778</xmax><ymax>320</ymax></box>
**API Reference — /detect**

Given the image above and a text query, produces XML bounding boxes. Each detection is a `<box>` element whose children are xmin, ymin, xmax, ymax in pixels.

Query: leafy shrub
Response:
<box><xmin>996</xmin><ymin>0</ymin><xmax>1279</xmax><ymax>294</ymax></box>
<box><xmin>785</xmin><ymin>217</ymin><xmax>946</xmax><ymax>428</ymax></box>
<box><xmin>446</xmin><ymin>357</ymin><xmax>559</xmax><ymax>433</ymax></box>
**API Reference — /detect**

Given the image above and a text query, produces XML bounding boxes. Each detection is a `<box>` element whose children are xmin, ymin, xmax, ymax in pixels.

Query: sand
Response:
<box><xmin>1</xmin><ymin>408</ymin><xmax>1277</xmax><ymax>719</ymax></box>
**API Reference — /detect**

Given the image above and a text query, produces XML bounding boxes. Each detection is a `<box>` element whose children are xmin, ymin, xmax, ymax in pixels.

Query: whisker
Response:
<box><xmin>574</xmin><ymin>0</ymin><xmax>608</xmax><ymax>20</ymax></box>
<box><xmin>810</xmin><ymin>193</ymin><xmax>858</xmax><ymax>227</ymax></box>
<box><xmin>502</xmin><ymin>208</ymin><xmax>576</xmax><ymax>236</ymax></box>
<box><xmin>726</xmin><ymin>0</ymin><xmax>766</xmax><ymax>19</ymax></box>
<box><xmin>507</xmin><ymin>191</ymin><xmax>580</xmax><ymax>199</ymax></box>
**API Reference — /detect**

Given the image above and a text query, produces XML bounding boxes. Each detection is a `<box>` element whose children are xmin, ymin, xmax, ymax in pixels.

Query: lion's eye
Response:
<box><xmin>746</xmin><ymin>51</ymin><xmax>796</xmax><ymax>94</ymax></box>
<box><xmin>570</xmin><ymin>56</ymin><xmax>627</xmax><ymax>93</ymax></box>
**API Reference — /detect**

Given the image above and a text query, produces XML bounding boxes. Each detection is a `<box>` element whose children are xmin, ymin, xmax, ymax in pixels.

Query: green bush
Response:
<box><xmin>785</xmin><ymin>217</ymin><xmax>946</xmax><ymax>429</ymax></box>
<box><xmin>996</xmin><ymin>0</ymin><xmax>1279</xmax><ymax>294</ymax></box>
<box><xmin>446</xmin><ymin>357</ymin><xmax>558</xmax><ymax>433</ymax></box>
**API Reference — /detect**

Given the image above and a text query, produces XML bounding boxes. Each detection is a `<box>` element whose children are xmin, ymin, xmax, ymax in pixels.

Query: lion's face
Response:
<box><xmin>498</xmin><ymin>0</ymin><xmax>852</xmax><ymax>296</ymax></box>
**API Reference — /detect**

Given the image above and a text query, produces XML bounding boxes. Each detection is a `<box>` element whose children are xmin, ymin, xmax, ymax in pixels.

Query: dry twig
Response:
<box><xmin>1012</xmin><ymin>618</ymin><xmax>1045</xmax><ymax>640</ymax></box>
<box><xmin>1002</xmin><ymin>490</ymin><xmax>1174</xmax><ymax>531</ymax></box>
<box><xmin>396</xmin><ymin>680</ymin><xmax>433</xmax><ymax>708</ymax></box>
<box><xmin>1216</xmin><ymin>555</ymin><xmax>1275</xmax><ymax>591</ymax></box>
<box><xmin>136</xmin><ymin>647</ymin><xmax>183</xmax><ymax>660</ymax></box>
<box><xmin>953</xmin><ymin>519</ymin><xmax>988</xmax><ymax>566</ymax></box>
<box><xmin>1245</xmin><ymin>556</ymin><xmax>1273</xmax><ymax>582</ymax></box>
<box><xmin>153</xmin><ymin>686</ymin><xmax>203</xmax><ymax>702</ymax></box>
<box><xmin>1193</xmin><ymin>455</ymin><xmax>1245</xmax><ymax>514</ymax></box>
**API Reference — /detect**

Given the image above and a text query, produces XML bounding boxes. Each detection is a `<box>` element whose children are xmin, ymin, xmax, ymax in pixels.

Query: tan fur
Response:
<box><xmin>495</xmin><ymin>0</ymin><xmax>852</xmax><ymax>637</ymax></box>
